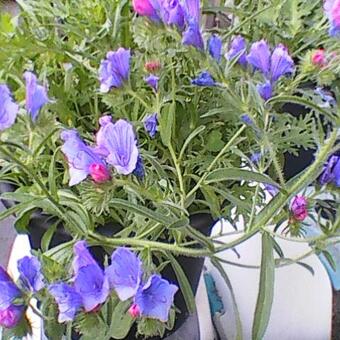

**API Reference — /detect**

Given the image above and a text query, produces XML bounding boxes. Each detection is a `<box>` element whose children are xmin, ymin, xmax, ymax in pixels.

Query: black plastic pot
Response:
<box><xmin>0</xmin><ymin>182</ymin><xmax>214</xmax><ymax>340</ymax></box>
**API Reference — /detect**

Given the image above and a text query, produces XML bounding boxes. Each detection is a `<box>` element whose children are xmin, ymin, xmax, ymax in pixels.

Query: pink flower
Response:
<box><xmin>89</xmin><ymin>164</ymin><xmax>111</xmax><ymax>183</ymax></box>
<box><xmin>144</xmin><ymin>60</ymin><xmax>161</xmax><ymax>73</ymax></box>
<box><xmin>132</xmin><ymin>0</ymin><xmax>158</xmax><ymax>18</ymax></box>
<box><xmin>311</xmin><ymin>49</ymin><xmax>326</xmax><ymax>66</ymax></box>
<box><xmin>290</xmin><ymin>195</ymin><xmax>308</xmax><ymax>221</ymax></box>
<box><xmin>0</xmin><ymin>305</ymin><xmax>24</xmax><ymax>329</ymax></box>
<box><xmin>128</xmin><ymin>303</ymin><xmax>140</xmax><ymax>318</ymax></box>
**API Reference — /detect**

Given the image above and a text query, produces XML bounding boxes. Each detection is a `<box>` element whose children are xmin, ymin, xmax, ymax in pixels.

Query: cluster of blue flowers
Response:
<box><xmin>0</xmin><ymin>243</ymin><xmax>177</xmax><ymax>328</ymax></box>
<box><xmin>0</xmin><ymin>257</ymin><xmax>44</xmax><ymax>328</ymax></box>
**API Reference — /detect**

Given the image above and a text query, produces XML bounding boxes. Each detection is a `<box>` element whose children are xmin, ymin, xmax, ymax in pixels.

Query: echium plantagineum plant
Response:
<box><xmin>0</xmin><ymin>0</ymin><xmax>339</xmax><ymax>338</ymax></box>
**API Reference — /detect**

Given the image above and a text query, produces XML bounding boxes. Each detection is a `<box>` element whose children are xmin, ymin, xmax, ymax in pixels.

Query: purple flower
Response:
<box><xmin>106</xmin><ymin>247</ymin><xmax>143</xmax><ymax>301</ymax></box>
<box><xmin>132</xmin><ymin>0</ymin><xmax>160</xmax><ymax>20</ymax></box>
<box><xmin>226</xmin><ymin>36</ymin><xmax>247</xmax><ymax>66</ymax></box>
<box><xmin>240</xmin><ymin>114</ymin><xmax>254</xmax><ymax>126</ymax></box>
<box><xmin>0</xmin><ymin>305</ymin><xmax>24</xmax><ymax>329</ymax></box>
<box><xmin>72</xmin><ymin>241</ymin><xmax>99</xmax><ymax>275</ymax></box>
<box><xmin>133</xmin><ymin>154</ymin><xmax>145</xmax><ymax>179</ymax></box>
<box><xmin>290</xmin><ymin>195</ymin><xmax>308</xmax><ymax>221</ymax></box>
<box><xmin>0</xmin><ymin>84</ymin><xmax>18</xmax><ymax>131</ymax></box>
<box><xmin>162</xmin><ymin>0</ymin><xmax>185</xmax><ymax>29</ymax></box>
<box><xmin>192</xmin><ymin>71</ymin><xmax>216</xmax><ymax>86</ymax></box>
<box><xmin>99</xmin><ymin>48</ymin><xmax>130</xmax><ymax>93</ymax></box>
<box><xmin>0</xmin><ymin>267</ymin><xmax>24</xmax><ymax>328</ymax></box>
<box><xmin>49</xmin><ymin>283</ymin><xmax>82</xmax><ymax>323</ymax></box>
<box><xmin>251</xmin><ymin>152</ymin><xmax>261</xmax><ymax>164</ymax></box>
<box><xmin>144</xmin><ymin>74</ymin><xmax>159</xmax><ymax>91</ymax></box>
<box><xmin>61</xmin><ymin>129</ymin><xmax>110</xmax><ymax>186</ymax></box>
<box><xmin>324</xmin><ymin>0</ymin><xmax>340</xmax><ymax>36</ymax></box>
<box><xmin>144</xmin><ymin>113</ymin><xmax>159</xmax><ymax>138</ymax></box>
<box><xmin>264</xmin><ymin>184</ymin><xmax>279</xmax><ymax>197</ymax></box>
<box><xmin>24</xmin><ymin>71</ymin><xmax>49</xmax><ymax>121</ymax></box>
<box><xmin>208</xmin><ymin>34</ymin><xmax>222</xmax><ymax>63</ymax></box>
<box><xmin>134</xmin><ymin>275</ymin><xmax>178</xmax><ymax>322</ymax></box>
<box><xmin>257</xmin><ymin>81</ymin><xmax>273</xmax><ymax>101</ymax></box>
<box><xmin>74</xmin><ymin>264</ymin><xmax>110</xmax><ymax>312</ymax></box>
<box><xmin>72</xmin><ymin>241</ymin><xmax>110</xmax><ymax>312</ymax></box>
<box><xmin>182</xmin><ymin>18</ymin><xmax>204</xmax><ymax>50</ymax></box>
<box><xmin>270</xmin><ymin>44</ymin><xmax>294</xmax><ymax>82</ymax></box>
<box><xmin>96</xmin><ymin>118</ymin><xmax>139</xmax><ymax>175</ymax></box>
<box><xmin>247</xmin><ymin>40</ymin><xmax>271</xmax><ymax>76</ymax></box>
<box><xmin>17</xmin><ymin>256</ymin><xmax>44</xmax><ymax>292</ymax></box>
<box><xmin>319</xmin><ymin>155</ymin><xmax>340</xmax><ymax>187</ymax></box>
<box><xmin>183</xmin><ymin>0</ymin><xmax>200</xmax><ymax>23</ymax></box>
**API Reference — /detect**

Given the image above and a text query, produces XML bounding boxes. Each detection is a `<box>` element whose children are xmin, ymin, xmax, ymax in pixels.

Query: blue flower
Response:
<box><xmin>144</xmin><ymin>74</ymin><xmax>159</xmax><ymax>92</ymax></box>
<box><xmin>74</xmin><ymin>264</ymin><xmax>110</xmax><ymax>312</ymax></box>
<box><xmin>192</xmin><ymin>71</ymin><xmax>216</xmax><ymax>86</ymax></box>
<box><xmin>182</xmin><ymin>18</ymin><xmax>204</xmax><ymax>50</ymax></box>
<box><xmin>264</xmin><ymin>184</ymin><xmax>279</xmax><ymax>197</ymax></box>
<box><xmin>144</xmin><ymin>113</ymin><xmax>159</xmax><ymax>138</ymax></box>
<box><xmin>270</xmin><ymin>44</ymin><xmax>294</xmax><ymax>82</ymax></box>
<box><xmin>226</xmin><ymin>36</ymin><xmax>247</xmax><ymax>66</ymax></box>
<box><xmin>49</xmin><ymin>283</ymin><xmax>82</xmax><ymax>323</ymax></box>
<box><xmin>0</xmin><ymin>84</ymin><xmax>18</xmax><ymax>131</ymax></box>
<box><xmin>17</xmin><ymin>256</ymin><xmax>44</xmax><ymax>293</ymax></box>
<box><xmin>106</xmin><ymin>247</ymin><xmax>143</xmax><ymax>301</ymax></box>
<box><xmin>251</xmin><ymin>152</ymin><xmax>262</xmax><ymax>164</ymax></box>
<box><xmin>257</xmin><ymin>81</ymin><xmax>273</xmax><ymax>101</ymax></box>
<box><xmin>133</xmin><ymin>154</ymin><xmax>145</xmax><ymax>179</ymax></box>
<box><xmin>319</xmin><ymin>155</ymin><xmax>340</xmax><ymax>187</ymax></box>
<box><xmin>183</xmin><ymin>0</ymin><xmax>200</xmax><ymax>22</ymax></box>
<box><xmin>247</xmin><ymin>40</ymin><xmax>271</xmax><ymax>77</ymax></box>
<box><xmin>72</xmin><ymin>240</ymin><xmax>99</xmax><ymax>275</ymax></box>
<box><xmin>24</xmin><ymin>71</ymin><xmax>49</xmax><ymax>121</ymax></box>
<box><xmin>162</xmin><ymin>0</ymin><xmax>185</xmax><ymax>29</ymax></box>
<box><xmin>96</xmin><ymin>118</ymin><xmax>139</xmax><ymax>175</ymax></box>
<box><xmin>61</xmin><ymin>129</ymin><xmax>110</xmax><ymax>186</ymax></box>
<box><xmin>134</xmin><ymin>275</ymin><xmax>178</xmax><ymax>322</ymax></box>
<box><xmin>0</xmin><ymin>267</ymin><xmax>24</xmax><ymax>328</ymax></box>
<box><xmin>208</xmin><ymin>34</ymin><xmax>222</xmax><ymax>62</ymax></box>
<box><xmin>240</xmin><ymin>114</ymin><xmax>254</xmax><ymax>126</ymax></box>
<box><xmin>99</xmin><ymin>48</ymin><xmax>130</xmax><ymax>93</ymax></box>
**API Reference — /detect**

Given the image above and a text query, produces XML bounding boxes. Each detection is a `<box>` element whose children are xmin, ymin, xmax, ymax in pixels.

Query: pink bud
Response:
<box><xmin>128</xmin><ymin>303</ymin><xmax>140</xmax><ymax>318</ymax></box>
<box><xmin>291</xmin><ymin>195</ymin><xmax>308</xmax><ymax>222</ymax></box>
<box><xmin>132</xmin><ymin>0</ymin><xmax>156</xmax><ymax>17</ymax></box>
<box><xmin>89</xmin><ymin>164</ymin><xmax>110</xmax><ymax>183</ymax></box>
<box><xmin>0</xmin><ymin>305</ymin><xmax>24</xmax><ymax>329</ymax></box>
<box><xmin>144</xmin><ymin>60</ymin><xmax>161</xmax><ymax>73</ymax></box>
<box><xmin>311</xmin><ymin>49</ymin><xmax>326</xmax><ymax>66</ymax></box>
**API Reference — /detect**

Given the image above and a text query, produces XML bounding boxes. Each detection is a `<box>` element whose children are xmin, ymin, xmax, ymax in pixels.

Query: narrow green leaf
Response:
<box><xmin>108</xmin><ymin>300</ymin><xmax>134</xmax><ymax>339</ymax></box>
<box><xmin>41</xmin><ymin>222</ymin><xmax>58</xmax><ymax>252</ymax></box>
<box><xmin>168</xmin><ymin>217</ymin><xmax>190</xmax><ymax>229</ymax></box>
<box><xmin>0</xmin><ymin>198</ymin><xmax>41</xmax><ymax>222</ymax></box>
<box><xmin>205</xmin><ymin>168</ymin><xmax>279</xmax><ymax>187</ymax></box>
<box><xmin>179</xmin><ymin>125</ymin><xmax>205</xmax><ymax>161</ymax></box>
<box><xmin>210</xmin><ymin>258</ymin><xmax>243</xmax><ymax>340</ymax></box>
<box><xmin>167</xmin><ymin>253</ymin><xmax>196</xmax><ymax>314</ymax></box>
<box><xmin>252</xmin><ymin>233</ymin><xmax>275</xmax><ymax>340</ymax></box>
<box><xmin>160</xmin><ymin>102</ymin><xmax>175</xmax><ymax>147</ymax></box>
<box><xmin>110</xmin><ymin>198</ymin><xmax>173</xmax><ymax>225</ymax></box>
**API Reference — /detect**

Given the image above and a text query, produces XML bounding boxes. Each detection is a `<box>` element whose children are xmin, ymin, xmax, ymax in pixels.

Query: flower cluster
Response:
<box><xmin>0</xmin><ymin>256</ymin><xmax>44</xmax><ymax>328</ymax></box>
<box><xmin>49</xmin><ymin>242</ymin><xmax>178</xmax><ymax>323</ymax></box>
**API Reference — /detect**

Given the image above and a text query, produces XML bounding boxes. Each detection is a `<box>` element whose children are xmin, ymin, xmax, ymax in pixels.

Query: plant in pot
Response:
<box><xmin>0</xmin><ymin>0</ymin><xmax>339</xmax><ymax>339</ymax></box>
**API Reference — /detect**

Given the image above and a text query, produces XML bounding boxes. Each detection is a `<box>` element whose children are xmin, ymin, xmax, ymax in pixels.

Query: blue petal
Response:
<box><xmin>49</xmin><ymin>283</ymin><xmax>82</xmax><ymax>323</ymax></box>
<box><xmin>0</xmin><ymin>267</ymin><xmax>21</xmax><ymax>311</ymax></box>
<box><xmin>247</xmin><ymin>40</ymin><xmax>271</xmax><ymax>76</ymax></box>
<box><xmin>0</xmin><ymin>84</ymin><xmax>18</xmax><ymax>131</ymax></box>
<box><xmin>182</xmin><ymin>19</ymin><xmax>204</xmax><ymax>50</ymax></box>
<box><xmin>270</xmin><ymin>44</ymin><xmax>294</xmax><ymax>82</ymax></box>
<box><xmin>106</xmin><ymin>247</ymin><xmax>143</xmax><ymax>301</ymax></box>
<box><xmin>24</xmin><ymin>71</ymin><xmax>49</xmax><ymax>121</ymax></box>
<box><xmin>208</xmin><ymin>34</ymin><xmax>222</xmax><ymax>63</ymax></box>
<box><xmin>144</xmin><ymin>113</ymin><xmax>159</xmax><ymax>138</ymax></box>
<box><xmin>162</xmin><ymin>0</ymin><xmax>185</xmax><ymax>29</ymax></box>
<box><xmin>74</xmin><ymin>265</ymin><xmax>110</xmax><ymax>312</ymax></box>
<box><xmin>134</xmin><ymin>275</ymin><xmax>178</xmax><ymax>322</ymax></box>
<box><xmin>17</xmin><ymin>256</ymin><xmax>44</xmax><ymax>292</ymax></box>
<box><xmin>72</xmin><ymin>241</ymin><xmax>100</xmax><ymax>275</ymax></box>
<box><xmin>192</xmin><ymin>71</ymin><xmax>216</xmax><ymax>86</ymax></box>
<box><xmin>144</xmin><ymin>74</ymin><xmax>159</xmax><ymax>91</ymax></box>
<box><xmin>226</xmin><ymin>36</ymin><xmax>247</xmax><ymax>66</ymax></box>
<box><xmin>257</xmin><ymin>81</ymin><xmax>273</xmax><ymax>101</ymax></box>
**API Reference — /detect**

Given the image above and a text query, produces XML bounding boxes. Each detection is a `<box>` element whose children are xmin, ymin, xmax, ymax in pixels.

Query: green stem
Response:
<box><xmin>187</xmin><ymin>125</ymin><xmax>246</xmax><ymax>199</ymax></box>
<box><xmin>87</xmin><ymin>231</ymin><xmax>210</xmax><ymax>257</ymax></box>
<box><xmin>215</xmin><ymin>128</ymin><xmax>338</xmax><ymax>253</ymax></box>
<box><xmin>127</xmin><ymin>89</ymin><xmax>150</xmax><ymax>110</ymax></box>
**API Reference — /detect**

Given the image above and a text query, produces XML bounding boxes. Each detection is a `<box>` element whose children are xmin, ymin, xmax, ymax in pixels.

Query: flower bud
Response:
<box><xmin>290</xmin><ymin>195</ymin><xmax>308</xmax><ymax>221</ymax></box>
<box><xmin>89</xmin><ymin>164</ymin><xmax>110</xmax><ymax>183</ymax></box>
<box><xmin>311</xmin><ymin>49</ymin><xmax>326</xmax><ymax>67</ymax></box>
<box><xmin>0</xmin><ymin>305</ymin><xmax>24</xmax><ymax>329</ymax></box>
<box><xmin>128</xmin><ymin>303</ymin><xmax>140</xmax><ymax>318</ymax></box>
<box><xmin>144</xmin><ymin>61</ymin><xmax>161</xmax><ymax>73</ymax></box>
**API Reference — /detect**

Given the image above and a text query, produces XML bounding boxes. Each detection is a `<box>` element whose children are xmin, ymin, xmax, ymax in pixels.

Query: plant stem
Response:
<box><xmin>215</xmin><ymin>128</ymin><xmax>338</xmax><ymax>253</ymax></box>
<box><xmin>187</xmin><ymin>125</ymin><xmax>246</xmax><ymax>200</ymax></box>
<box><xmin>127</xmin><ymin>89</ymin><xmax>150</xmax><ymax>110</ymax></box>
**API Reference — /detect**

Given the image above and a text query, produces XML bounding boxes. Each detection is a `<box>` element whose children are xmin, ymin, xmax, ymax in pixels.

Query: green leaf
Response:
<box><xmin>205</xmin><ymin>168</ymin><xmax>279</xmax><ymax>187</ymax></box>
<box><xmin>110</xmin><ymin>198</ymin><xmax>173</xmax><ymax>225</ymax></box>
<box><xmin>0</xmin><ymin>198</ymin><xmax>41</xmax><ymax>222</ymax></box>
<box><xmin>167</xmin><ymin>253</ymin><xmax>196</xmax><ymax>314</ymax></box>
<box><xmin>41</xmin><ymin>298</ymin><xmax>66</xmax><ymax>340</ymax></box>
<box><xmin>160</xmin><ymin>102</ymin><xmax>175</xmax><ymax>147</ymax></box>
<box><xmin>252</xmin><ymin>233</ymin><xmax>275</xmax><ymax>340</ymax></box>
<box><xmin>179</xmin><ymin>125</ymin><xmax>206</xmax><ymax>160</ymax></box>
<box><xmin>108</xmin><ymin>300</ymin><xmax>134</xmax><ymax>339</ymax></box>
<box><xmin>210</xmin><ymin>258</ymin><xmax>243</xmax><ymax>340</ymax></box>
<box><xmin>322</xmin><ymin>250</ymin><xmax>337</xmax><ymax>271</ymax></box>
<box><xmin>41</xmin><ymin>222</ymin><xmax>58</xmax><ymax>252</ymax></box>
<box><xmin>168</xmin><ymin>217</ymin><xmax>190</xmax><ymax>229</ymax></box>
<box><xmin>206</xmin><ymin>131</ymin><xmax>225</xmax><ymax>152</ymax></box>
